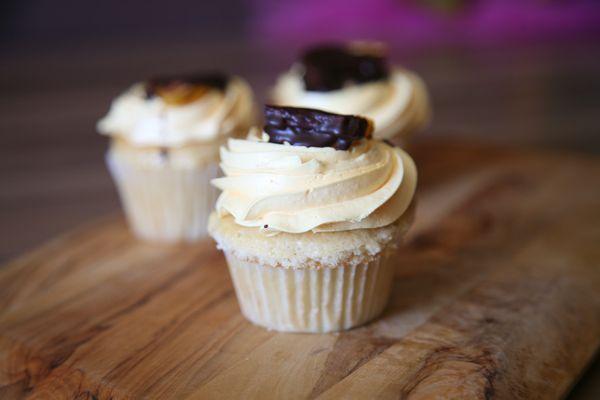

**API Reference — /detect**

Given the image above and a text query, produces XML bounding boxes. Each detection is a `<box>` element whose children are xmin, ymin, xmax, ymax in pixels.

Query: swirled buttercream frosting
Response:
<box><xmin>212</xmin><ymin>117</ymin><xmax>417</xmax><ymax>233</ymax></box>
<box><xmin>97</xmin><ymin>73</ymin><xmax>255</xmax><ymax>147</ymax></box>
<box><xmin>271</xmin><ymin>44</ymin><xmax>430</xmax><ymax>140</ymax></box>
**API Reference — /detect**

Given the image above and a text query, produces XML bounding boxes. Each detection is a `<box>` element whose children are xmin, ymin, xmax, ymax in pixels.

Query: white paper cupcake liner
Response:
<box><xmin>223</xmin><ymin>247</ymin><xmax>396</xmax><ymax>333</ymax></box>
<box><xmin>106</xmin><ymin>151</ymin><xmax>219</xmax><ymax>242</ymax></box>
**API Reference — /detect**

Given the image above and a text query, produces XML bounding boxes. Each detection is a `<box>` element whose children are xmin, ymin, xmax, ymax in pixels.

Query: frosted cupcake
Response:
<box><xmin>98</xmin><ymin>73</ymin><xmax>255</xmax><ymax>242</ymax></box>
<box><xmin>271</xmin><ymin>43</ymin><xmax>431</xmax><ymax>143</ymax></box>
<box><xmin>208</xmin><ymin>105</ymin><xmax>417</xmax><ymax>332</ymax></box>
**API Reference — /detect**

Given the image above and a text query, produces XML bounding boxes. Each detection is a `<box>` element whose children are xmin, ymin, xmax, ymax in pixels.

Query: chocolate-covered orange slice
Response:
<box><xmin>300</xmin><ymin>44</ymin><xmax>389</xmax><ymax>92</ymax></box>
<box><xmin>145</xmin><ymin>73</ymin><xmax>228</xmax><ymax>105</ymax></box>
<box><xmin>264</xmin><ymin>105</ymin><xmax>372</xmax><ymax>151</ymax></box>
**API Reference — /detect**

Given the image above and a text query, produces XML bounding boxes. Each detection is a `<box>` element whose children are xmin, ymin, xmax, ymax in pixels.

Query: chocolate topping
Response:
<box><xmin>300</xmin><ymin>45</ymin><xmax>389</xmax><ymax>92</ymax></box>
<box><xmin>264</xmin><ymin>105</ymin><xmax>372</xmax><ymax>151</ymax></box>
<box><xmin>145</xmin><ymin>72</ymin><xmax>229</xmax><ymax>99</ymax></box>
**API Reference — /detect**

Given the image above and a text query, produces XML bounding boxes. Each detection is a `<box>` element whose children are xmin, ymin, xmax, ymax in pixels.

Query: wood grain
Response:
<box><xmin>0</xmin><ymin>141</ymin><xmax>598</xmax><ymax>399</ymax></box>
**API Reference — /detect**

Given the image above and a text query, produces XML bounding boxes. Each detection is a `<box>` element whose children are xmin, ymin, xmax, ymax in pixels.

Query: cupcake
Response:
<box><xmin>208</xmin><ymin>105</ymin><xmax>417</xmax><ymax>332</ymax></box>
<box><xmin>271</xmin><ymin>43</ymin><xmax>431</xmax><ymax>143</ymax></box>
<box><xmin>98</xmin><ymin>73</ymin><xmax>255</xmax><ymax>242</ymax></box>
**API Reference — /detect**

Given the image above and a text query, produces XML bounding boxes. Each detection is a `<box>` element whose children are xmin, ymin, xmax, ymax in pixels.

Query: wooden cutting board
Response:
<box><xmin>0</xmin><ymin>140</ymin><xmax>599</xmax><ymax>399</ymax></box>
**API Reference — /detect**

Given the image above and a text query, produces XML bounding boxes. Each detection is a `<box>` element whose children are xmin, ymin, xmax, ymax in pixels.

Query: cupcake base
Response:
<box><xmin>224</xmin><ymin>247</ymin><xmax>396</xmax><ymax>332</ymax></box>
<box><xmin>209</xmin><ymin>212</ymin><xmax>413</xmax><ymax>332</ymax></box>
<box><xmin>107</xmin><ymin>142</ymin><xmax>219</xmax><ymax>242</ymax></box>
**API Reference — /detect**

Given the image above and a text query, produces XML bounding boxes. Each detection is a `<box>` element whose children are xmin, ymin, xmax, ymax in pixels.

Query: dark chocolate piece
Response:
<box><xmin>264</xmin><ymin>105</ymin><xmax>371</xmax><ymax>151</ymax></box>
<box><xmin>300</xmin><ymin>45</ymin><xmax>389</xmax><ymax>92</ymax></box>
<box><xmin>145</xmin><ymin>72</ymin><xmax>229</xmax><ymax>99</ymax></box>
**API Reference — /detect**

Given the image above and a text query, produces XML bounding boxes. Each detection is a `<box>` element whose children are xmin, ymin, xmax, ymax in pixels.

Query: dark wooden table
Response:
<box><xmin>1</xmin><ymin>38</ymin><xmax>599</xmax><ymax>398</ymax></box>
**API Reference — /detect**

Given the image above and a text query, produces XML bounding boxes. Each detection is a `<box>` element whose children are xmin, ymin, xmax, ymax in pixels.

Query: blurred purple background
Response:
<box><xmin>251</xmin><ymin>0</ymin><xmax>600</xmax><ymax>48</ymax></box>
<box><xmin>3</xmin><ymin>0</ymin><xmax>600</xmax><ymax>49</ymax></box>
